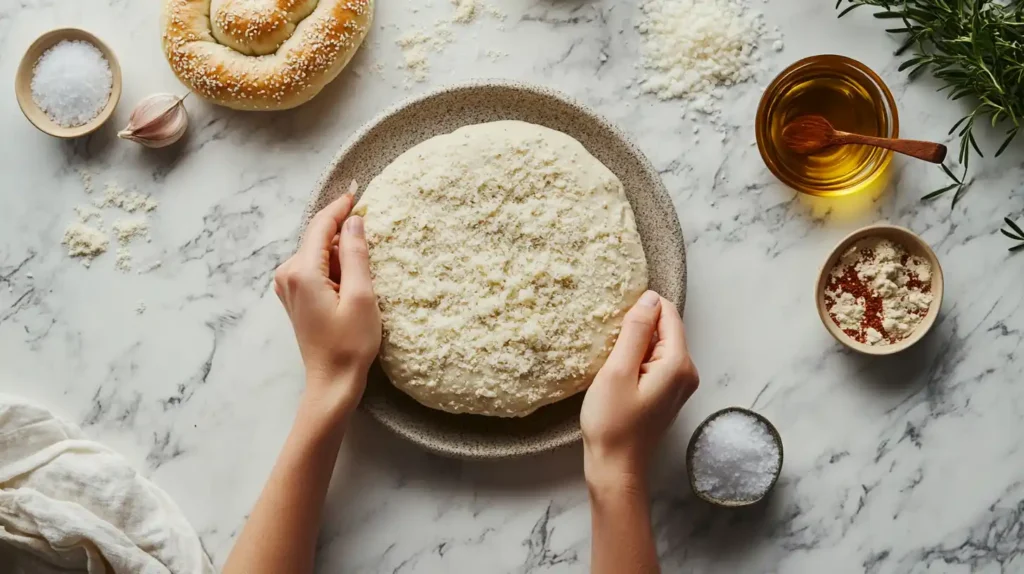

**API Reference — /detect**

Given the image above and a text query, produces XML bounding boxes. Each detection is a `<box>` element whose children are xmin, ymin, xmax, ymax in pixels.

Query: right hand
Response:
<box><xmin>581</xmin><ymin>291</ymin><xmax>699</xmax><ymax>487</ymax></box>
<box><xmin>273</xmin><ymin>193</ymin><xmax>382</xmax><ymax>416</ymax></box>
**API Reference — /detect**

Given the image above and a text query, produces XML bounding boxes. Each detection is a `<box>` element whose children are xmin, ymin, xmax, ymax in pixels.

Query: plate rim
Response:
<box><xmin>309</xmin><ymin>79</ymin><xmax>687</xmax><ymax>459</ymax></box>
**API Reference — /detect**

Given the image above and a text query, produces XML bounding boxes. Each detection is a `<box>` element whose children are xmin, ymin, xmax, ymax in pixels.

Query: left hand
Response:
<box><xmin>273</xmin><ymin>192</ymin><xmax>382</xmax><ymax>414</ymax></box>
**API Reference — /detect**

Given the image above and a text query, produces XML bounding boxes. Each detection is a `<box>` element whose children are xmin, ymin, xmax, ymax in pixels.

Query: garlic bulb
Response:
<box><xmin>118</xmin><ymin>93</ymin><xmax>189</xmax><ymax>148</ymax></box>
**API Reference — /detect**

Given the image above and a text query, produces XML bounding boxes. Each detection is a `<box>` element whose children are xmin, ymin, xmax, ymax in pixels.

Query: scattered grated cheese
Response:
<box><xmin>112</xmin><ymin>219</ymin><xmax>150</xmax><ymax>245</ymax></box>
<box><xmin>395</xmin><ymin>0</ymin><xmax>506</xmax><ymax>84</ymax></box>
<box><xmin>63</xmin><ymin>177</ymin><xmax>159</xmax><ymax>271</ymax></box>
<box><xmin>451</xmin><ymin>0</ymin><xmax>477</xmax><ymax>23</ymax></box>
<box><xmin>636</xmin><ymin>0</ymin><xmax>783</xmax><ymax>118</ymax></box>
<box><xmin>74</xmin><ymin>205</ymin><xmax>103</xmax><ymax>223</ymax></box>
<box><xmin>115</xmin><ymin>247</ymin><xmax>133</xmax><ymax>273</ymax></box>
<box><xmin>78</xmin><ymin>167</ymin><xmax>95</xmax><ymax>194</ymax></box>
<box><xmin>62</xmin><ymin>222</ymin><xmax>109</xmax><ymax>262</ymax></box>
<box><xmin>396</xmin><ymin>29</ymin><xmax>452</xmax><ymax>82</ymax></box>
<box><xmin>96</xmin><ymin>183</ymin><xmax>158</xmax><ymax>213</ymax></box>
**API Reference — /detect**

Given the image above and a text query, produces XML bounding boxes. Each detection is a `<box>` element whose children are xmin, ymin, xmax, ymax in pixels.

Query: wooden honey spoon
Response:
<box><xmin>782</xmin><ymin>115</ymin><xmax>947</xmax><ymax>164</ymax></box>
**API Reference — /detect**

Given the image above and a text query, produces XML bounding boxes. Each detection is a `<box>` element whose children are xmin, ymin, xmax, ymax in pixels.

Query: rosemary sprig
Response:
<box><xmin>836</xmin><ymin>0</ymin><xmax>1024</xmax><ymax>246</ymax></box>
<box><xmin>1002</xmin><ymin>217</ymin><xmax>1024</xmax><ymax>251</ymax></box>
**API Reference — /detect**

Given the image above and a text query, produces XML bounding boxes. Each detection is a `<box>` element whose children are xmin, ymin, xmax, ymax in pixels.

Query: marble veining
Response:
<box><xmin>2</xmin><ymin>0</ymin><xmax>1024</xmax><ymax>572</ymax></box>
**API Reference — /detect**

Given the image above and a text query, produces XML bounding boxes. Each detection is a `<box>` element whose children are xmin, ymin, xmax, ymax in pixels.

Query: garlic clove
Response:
<box><xmin>118</xmin><ymin>93</ymin><xmax>189</xmax><ymax>148</ymax></box>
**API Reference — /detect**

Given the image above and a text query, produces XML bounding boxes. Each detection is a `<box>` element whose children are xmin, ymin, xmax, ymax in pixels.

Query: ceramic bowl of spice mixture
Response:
<box><xmin>15</xmin><ymin>28</ymin><xmax>122</xmax><ymax>138</ymax></box>
<box><xmin>686</xmin><ymin>407</ymin><xmax>784</xmax><ymax>508</ymax></box>
<box><xmin>816</xmin><ymin>224</ymin><xmax>944</xmax><ymax>355</ymax></box>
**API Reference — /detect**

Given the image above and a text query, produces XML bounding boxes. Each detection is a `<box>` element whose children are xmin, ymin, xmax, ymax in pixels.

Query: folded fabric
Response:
<box><xmin>0</xmin><ymin>394</ymin><xmax>214</xmax><ymax>574</ymax></box>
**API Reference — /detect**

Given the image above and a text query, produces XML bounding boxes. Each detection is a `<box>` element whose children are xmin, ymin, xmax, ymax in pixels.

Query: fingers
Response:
<box><xmin>299</xmin><ymin>194</ymin><xmax>354</xmax><ymax>263</ymax></box>
<box><xmin>653</xmin><ymin>298</ymin><xmax>687</xmax><ymax>357</ymax></box>
<box><xmin>605</xmin><ymin>291</ymin><xmax>663</xmax><ymax>376</ymax></box>
<box><xmin>338</xmin><ymin>215</ymin><xmax>375</xmax><ymax>302</ymax></box>
<box><xmin>641</xmin><ymin>298</ymin><xmax>699</xmax><ymax>397</ymax></box>
<box><xmin>329</xmin><ymin>241</ymin><xmax>341</xmax><ymax>285</ymax></box>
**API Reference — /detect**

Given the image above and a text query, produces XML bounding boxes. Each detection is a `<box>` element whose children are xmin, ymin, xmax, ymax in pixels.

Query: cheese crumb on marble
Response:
<box><xmin>74</xmin><ymin>205</ymin><xmax>103</xmax><ymax>223</ymax></box>
<box><xmin>451</xmin><ymin>0</ymin><xmax>477</xmax><ymax>23</ymax></box>
<box><xmin>96</xmin><ymin>183</ymin><xmax>158</xmax><ymax>213</ymax></box>
<box><xmin>112</xmin><ymin>219</ymin><xmax>150</xmax><ymax>245</ymax></box>
<box><xmin>62</xmin><ymin>222</ymin><xmax>109</xmax><ymax>262</ymax></box>
<box><xmin>115</xmin><ymin>246</ymin><xmax>132</xmax><ymax>273</ymax></box>
<box><xmin>636</xmin><ymin>0</ymin><xmax>784</xmax><ymax>118</ymax></box>
<box><xmin>63</xmin><ymin>176</ymin><xmax>159</xmax><ymax>270</ymax></box>
<box><xmin>396</xmin><ymin>0</ymin><xmax>506</xmax><ymax>84</ymax></box>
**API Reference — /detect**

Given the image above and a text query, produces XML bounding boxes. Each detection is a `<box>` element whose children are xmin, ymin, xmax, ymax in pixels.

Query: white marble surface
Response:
<box><xmin>3</xmin><ymin>0</ymin><xmax>1024</xmax><ymax>572</ymax></box>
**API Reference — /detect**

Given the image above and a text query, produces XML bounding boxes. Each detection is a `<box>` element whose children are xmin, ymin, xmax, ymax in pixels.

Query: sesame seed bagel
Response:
<box><xmin>161</xmin><ymin>0</ymin><xmax>373</xmax><ymax>111</ymax></box>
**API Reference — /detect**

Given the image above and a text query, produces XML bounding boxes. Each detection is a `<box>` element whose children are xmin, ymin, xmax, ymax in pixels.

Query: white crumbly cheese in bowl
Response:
<box><xmin>823</xmin><ymin>238</ymin><xmax>934</xmax><ymax>346</ymax></box>
<box><xmin>354</xmin><ymin>121</ymin><xmax>649</xmax><ymax>417</ymax></box>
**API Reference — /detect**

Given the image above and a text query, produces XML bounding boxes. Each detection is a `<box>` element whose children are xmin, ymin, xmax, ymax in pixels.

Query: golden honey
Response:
<box><xmin>756</xmin><ymin>55</ymin><xmax>898</xmax><ymax>197</ymax></box>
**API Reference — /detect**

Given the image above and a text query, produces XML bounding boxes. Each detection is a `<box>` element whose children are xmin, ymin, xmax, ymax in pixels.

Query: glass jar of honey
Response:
<box><xmin>756</xmin><ymin>55</ymin><xmax>898</xmax><ymax>197</ymax></box>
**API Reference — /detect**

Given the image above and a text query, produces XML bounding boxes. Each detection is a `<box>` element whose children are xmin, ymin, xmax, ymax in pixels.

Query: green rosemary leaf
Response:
<box><xmin>899</xmin><ymin>56</ymin><xmax>930</xmax><ymax>72</ymax></box>
<box><xmin>940</xmin><ymin>163</ymin><xmax>962</xmax><ymax>184</ymax></box>
<box><xmin>1005</xmin><ymin>217</ymin><xmax>1024</xmax><ymax>238</ymax></box>
<box><xmin>1011</xmin><ymin>243</ymin><xmax>1024</xmax><ymax>252</ymax></box>
<box><xmin>969</xmin><ymin>132</ymin><xmax>984</xmax><ymax>157</ymax></box>
<box><xmin>1002</xmin><ymin>228</ymin><xmax>1024</xmax><ymax>241</ymax></box>
<box><xmin>951</xmin><ymin>181</ymin><xmax>970</xmax><ymax>207</ymax></box>
<box><xmin>839</xmin><ymin>3</ymin><xmax>865</xmax><ymax>17</ymax></box>
<box><xmin>948</xmin><ymin>116</ymin><xmax>969</xmax><ymax>135</ymax></box>
<box><xmin>923</xmin><ymin>183</ymin><xmax>961</xmax><ymax>199</ymax></box>
<box><xmin>837</xmin><ymin>0</ymin><xmax>1024</xmax><ymax>233</ymax></box>
<box><xmin>995</xmin><ymin>128</ymin><xmax>1018</xmax><ymax>156</ymax></box>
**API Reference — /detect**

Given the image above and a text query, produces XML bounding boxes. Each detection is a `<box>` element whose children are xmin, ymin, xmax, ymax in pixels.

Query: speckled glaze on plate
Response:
<box><xmin>305</xmin><ymin>81</ymin><xmax>686</xmax><ymax>460</ymax></box>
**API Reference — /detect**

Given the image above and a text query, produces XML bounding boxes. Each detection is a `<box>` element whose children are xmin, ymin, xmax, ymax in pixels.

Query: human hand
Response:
<box><xmin>274</xmin><ymin>191</ymin><xmax>382</xmax><ymax>416</ymax></box>
<box><xmin>581</xmin><ymin>291</ymin><xmax>699</xmax><ymax>488</ymax></box>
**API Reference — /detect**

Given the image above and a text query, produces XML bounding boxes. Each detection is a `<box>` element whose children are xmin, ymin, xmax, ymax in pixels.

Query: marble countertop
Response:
<box><xmin>3</xmin><ymin>0</ymin><xmax>1024</xmax><ymax>572</ymax></box>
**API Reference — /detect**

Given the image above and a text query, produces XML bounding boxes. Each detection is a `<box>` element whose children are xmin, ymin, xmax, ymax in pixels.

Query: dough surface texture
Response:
<box><xmin>355</xmin><ymin>121</ymin><xmax>648</xmax><ymax>417</ymax></box>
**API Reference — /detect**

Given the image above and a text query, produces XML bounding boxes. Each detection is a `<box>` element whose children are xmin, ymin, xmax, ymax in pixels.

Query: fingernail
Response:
<box><xmin>345</xmin><ymin>216</ymin><xmax>364</xmax><ymax>236</ymax></box>
<box><xmin>639</xmin><ymin>290</ymin><xmax>660</xmax><ymax>307</ymax></box>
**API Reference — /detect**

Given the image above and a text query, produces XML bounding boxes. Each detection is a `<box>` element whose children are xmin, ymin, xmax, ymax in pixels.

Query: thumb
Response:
<box><xmin>338</xmin><ymin>216</ymin><xmax>374</xmax><ymax>300</ymax></box>
<box><xmin>604</xmin><ymin>291</ymin><xmax>662</xmax><ymax>375</ymax></box>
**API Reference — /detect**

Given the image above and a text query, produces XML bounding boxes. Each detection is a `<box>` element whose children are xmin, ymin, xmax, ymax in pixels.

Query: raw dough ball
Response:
<box><xmin>355</xmin><ymin>121</ymin><xmax>648</xmax><ymax>417</ymax></box>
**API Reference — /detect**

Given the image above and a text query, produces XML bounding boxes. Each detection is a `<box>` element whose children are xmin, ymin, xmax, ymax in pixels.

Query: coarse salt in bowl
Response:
<box><xmin>816</xmin><ymin>224</ymin><xmax>944</xmax><ymax>356</ymax></box>
<box><xmin>686</xmin><ymin>407</ymin><xmax>784</xmax><ymax>508</ymax></box>
<box><xmin>15</xmin><ymin>28</ymin><xmax>122</xmax><ymax>138</ymax></box>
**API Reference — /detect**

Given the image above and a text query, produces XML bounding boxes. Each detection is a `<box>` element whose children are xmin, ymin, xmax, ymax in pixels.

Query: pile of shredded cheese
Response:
<box><xmin>636</xmin><ymin>0</ymin><xmax>783</xmax><ymax>118</ymax></box>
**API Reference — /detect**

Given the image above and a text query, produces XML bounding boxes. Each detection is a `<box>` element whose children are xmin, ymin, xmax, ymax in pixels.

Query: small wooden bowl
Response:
<box><xmin>686</xmin><ymin>407</ymin><xmax>784</xmax><ymax>508</ymax></box>
<box><xmin>15</xmin><ymin>28</ymin><xmax>122</xmax><ymax>138</ymax></box>
<box><xmin>816</xmin><ymin>224</ymin><xmax>944</xmax><ymax>355</ymax></box>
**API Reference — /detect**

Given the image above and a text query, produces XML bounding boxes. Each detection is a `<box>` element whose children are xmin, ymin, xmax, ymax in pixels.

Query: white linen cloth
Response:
<box><xmin>0</xmin><ymin>394</ymin><xmax>214</xmax><ymax>573</ymax></box>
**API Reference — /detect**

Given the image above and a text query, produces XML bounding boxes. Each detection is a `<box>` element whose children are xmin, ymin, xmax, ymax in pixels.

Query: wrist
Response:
<box><xmin>302</xmin><ymin>368</ymin><xmax>365</xmax><ymax>422</ymax></box>
<box><xmin>586</xmin><ymin>466</ymin><xmax>649</xmax><ymax>503</ymax></box>
<box><xmin>584</xmin><ymin>446</ymin><xmax>648</xmax><ymax>497</ymax></box>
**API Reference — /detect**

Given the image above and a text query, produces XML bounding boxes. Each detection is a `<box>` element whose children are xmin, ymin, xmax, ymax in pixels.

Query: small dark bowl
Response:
<box><xmin>686</xmin><ymin>407</ymin><xmax>784</xmax><ymax>508</ymax></box>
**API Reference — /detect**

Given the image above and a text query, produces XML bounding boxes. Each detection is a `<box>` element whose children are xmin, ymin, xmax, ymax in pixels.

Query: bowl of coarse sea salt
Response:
<box><xmin>15</xmin><ymin>28</ymin><xmax>122</xmax><ymax>138</ymax></box>
<box><xmin>686</xmin><ymin>407</ymin><xmax>784</xmax><ymax>508</ymax></box>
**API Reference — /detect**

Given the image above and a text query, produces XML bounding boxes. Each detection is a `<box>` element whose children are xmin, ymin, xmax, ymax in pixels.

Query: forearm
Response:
<box><xmin>587</xmin><ymin>470</ymin><xmax>660</xmax><ymax>574</ymax></box>
<box><xmin>223</xmin><ymin>376</ymin><xmax>355</xmax><ymax>574</ymax></box>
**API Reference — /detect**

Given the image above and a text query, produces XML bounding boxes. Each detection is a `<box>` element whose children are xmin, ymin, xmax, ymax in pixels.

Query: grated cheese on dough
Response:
<box><xmin>354</xmin><ymin>121</ymin><xmax>649</xmax><ymax>417</ymax></box>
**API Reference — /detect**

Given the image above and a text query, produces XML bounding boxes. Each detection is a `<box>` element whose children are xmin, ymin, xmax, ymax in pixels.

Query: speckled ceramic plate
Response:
<box><xmin>306</xmin><ymin>81</ymin><xmax>686</xmax><ymax>459</ymax></box>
